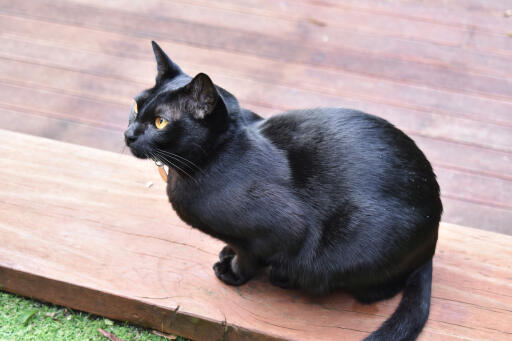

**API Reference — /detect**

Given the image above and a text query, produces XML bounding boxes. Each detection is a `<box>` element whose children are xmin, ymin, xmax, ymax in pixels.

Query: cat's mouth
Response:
<box><xmin>128</xmin><ymin>147</ymin><xmax>149</xmax><ymax>159</ymax></box>
<box><xmin>124</xmin><ymin>128</ymin><xmax>150</xmax><ymax>159</ymax></box>
<box><xmin>125</xmin><ymin>140</ymin><xmax>150</xmax><ymax>160</ymax></box>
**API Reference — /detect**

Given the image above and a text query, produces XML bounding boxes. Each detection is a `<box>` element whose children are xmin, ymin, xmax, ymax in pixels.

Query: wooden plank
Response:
<box><xmin>177</xmin><ymin>0</ymin><xmax>512</xmax><ymax>57</ymax></box>
<box><xmin>0</xmin><ymin>107</ymin><xmax>124</xmax><ymax>152</ymax></box>
<box><xmin>298</xmin><ymin>0</ymin><xmax>512</xmax><ymax>34</ymax></box>
<box><xmin>1</xmin><ymin>105</ymin><xmax>511</xmax><ymax>237</ymax></box>
<box><xmin>0</xmin><ymin>0</ymin><xmax>510</xmax><ymax>237</ymax></box>
<box><xmin>70</xmin><ymin>0</ymin><xmax>512</xmax><ymax>56</ymax></box>
<box><xmin>64</xmin><ymin>0</ymin><xmax>511</xmax><ymax>78</ymax></box>
<box><xmin>0</xmin><ymin>71</ymin><xmax>508</xmax><ymax>181</ymax></box>
<box><xmin>0</xmin><ymin>129</ymin><xmax>511</xmax><ymax>340</ymax></box>
<box><xmin>1</xmin><ymin>38</ymin><xmax>511</xmax><ymax>154</ymax></box>
<box><xmin>1</xmin><ymin>0</ymin><xmax>511</xmax><ymax>100</ymax></box>
<box><xmin>2</xmin><ymin>14</ymin><xmax>512</xmax><ymax>127</ymax></box>
<box><xmin>412</xmin><ymin>136</ymin><xmax>512</xmax><ymax>181</ymax></box>
<box><xmin>2</xmin><ymin>51</ymin><xmax>511</xmax><ymax>181</ymax></box>
<box><xmin>0</xmin><ymin>81</ymin><xmax>127</xmax><ymax>130</ymax></box>
<box><xmin>3</xmin><ymin>58</ymin><xmax>512</xmax><ymax>211</ymax></box>
<box><xmin>437</xmin><ymin>168</ymin><xmax>512</xmax><ymax>210</ymax></box>
<box><xmin>441</xmin><ymin>197</ymin><xmax>512</xmax><ymax>236</ymax></box>
<box><xmin>0</xmin><ymin>38</ymin><xmax>511</xmax><ymax>233</ymax></box>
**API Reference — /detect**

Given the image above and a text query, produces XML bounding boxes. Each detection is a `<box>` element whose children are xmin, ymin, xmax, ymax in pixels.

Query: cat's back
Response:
<box><xmin>260</xmin><ymin>108</ymin><xmax>404</xmax><ymax>155</ymax></box>
<box><xmin>259</xmin><ymin>108</ymin><xmax>414</xmax><ymax>178</ymax></box>
<box><xmin>259</xmin><ymin>108</ymin><xmax>441</xmax><ymax>211</ymax></box>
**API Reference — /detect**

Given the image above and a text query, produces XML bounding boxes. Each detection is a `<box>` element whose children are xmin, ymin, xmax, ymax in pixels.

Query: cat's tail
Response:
<box><xmin>365</xmin><ymin>259</ymin><xmax>433</xmax><ymax>341</ymax></box>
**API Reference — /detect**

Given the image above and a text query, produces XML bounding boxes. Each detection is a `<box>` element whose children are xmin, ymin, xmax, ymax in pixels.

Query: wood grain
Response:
<box><xmin>2</xmin><ymin>0</ymin><xmax>511</xmax><ymax>99</ymax></box>
<box><xmin>70</xmin><ymin>0</ymin><xmax>511</xmax><ymax>77</ymax></box>
<box><xmin>1</xmin><ymin>62</ymin><xmax>511</xmax><ymax>153</ymax></box>
<box><xmin>0</xmin><ymin>129</ymin><xmax>511</xmax><ymax>341</ymax></box>
<box><xmin>2</xmin><ymin>105</ymin><xmax>511</xmax><ymax>236</ymax></box>
<box><xmin>1</xmin><ymin>48</ymin><xmax>512</xmax><ymax>216</ymax></box>
<box><xmin>0</xmin><ymin>0</ymin><xmax>510</xmax><ymax>233</ymax></box>
<box><xmin>3</xmin><ymin>13</ymin><xmax>511</xmax><ymax>127</ymax></box>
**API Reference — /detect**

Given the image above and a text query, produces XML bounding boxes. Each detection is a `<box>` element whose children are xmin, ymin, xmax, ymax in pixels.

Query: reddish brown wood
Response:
<box><xmin>0</xmin><ymin>268</ymin><xmax>268</xmax><ymax>341</ymax></box>
<box><xmin>2</xmin><ymin>34</ymin><xmax>512</xmax><ymax>138</ymax></box>
<box><xmin>2</xmin><ymin>38</ymin><xmax>511</xmax><ymax>157</ymax></box>
<box><xmin>0</xmin><ymin>129</ymin><xmax>511</xmax><ymax>340</ymax></box>
<box><xmin>57</xmin><ymin>0</ymin><xmax>512</xmax><ymax>58</ymax></box>
<box><xmin>70</xmin><ymin>0</ymin><xmax>510</xmax><ymax>78</ymax></box>
<box><xmin>440</xmin><ymin>197</ymin><xmax>512</xmax><ymax>236</ymax></box>
<box><xmin>3</xmin><ymin>66</ymin><xmax>512</xmax><ymax>223</ymax></box>
<box><xmin>300</xmin><ymin>0</ymin><xmax>512</xmax><ymax>34</ymax></box>
<box><xmin>0</xmin><ymin>0</ymin><xmax>510</xmax><ymax>234</ymax></box>
<box><xmin>0</xmin><ymin>107</ymin><xmax>124</xmax><ymax>152</ymax></box>
<box><xmin>1</xmin><ymin>46</ymin><xmax>512</xmax><ymax>233</ymax></box>
<box><xmin>2</xmin><ymin>0</ymin><xmax>511</xmax><ymax>99</ymax></box>
<box><xmin>2</xmin><ymin>14</ymin><xmax>511</xmax><ymax>127</ymax></box>
<box><xmin>2</xmin><ymin>64</ymin><xmax>511</xmax><ymax>154</ymax></box>
<box><xmin>0</xmin><ymin>33</ymin><xmax>511</xmax><ymax>151</ymax></box>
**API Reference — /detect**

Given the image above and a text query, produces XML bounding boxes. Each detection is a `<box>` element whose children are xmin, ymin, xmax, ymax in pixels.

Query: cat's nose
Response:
<box><xmin>124</xmin><ymin>128</ymin><xmax>137</xmax><ymax>145</ymax></box>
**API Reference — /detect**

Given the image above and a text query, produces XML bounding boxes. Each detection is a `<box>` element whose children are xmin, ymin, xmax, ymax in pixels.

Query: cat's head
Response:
<box><xmin>124</xmin><ymin>42</ymin><xmax>229</xmax><ymax>164</ymax></box>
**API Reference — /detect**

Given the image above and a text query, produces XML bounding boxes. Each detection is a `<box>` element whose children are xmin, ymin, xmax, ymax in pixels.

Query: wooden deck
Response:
<box><xmin>0</xmin><ymin>0</ymin><xmax>511</xmax><ymax>234</ymax></box>
<box><xmin>1</xmin><ymin>129</ymin><xmax>511</xmax><ymax>341</ymax></box>
<box><xmin>1</xmin><ymin>0</ymin><xmax>511</xmax><ymax>234</ymax></box>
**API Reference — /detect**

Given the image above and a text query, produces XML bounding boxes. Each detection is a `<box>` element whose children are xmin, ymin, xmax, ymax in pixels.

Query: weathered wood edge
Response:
<box><xmin>0</xmin><ymin>266</ymin><xmax>286</xmax><ymax>341</ymax></box>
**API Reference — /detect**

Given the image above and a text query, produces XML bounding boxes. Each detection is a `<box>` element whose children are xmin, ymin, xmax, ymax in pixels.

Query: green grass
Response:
<box><xmin>0</xmin><ymin>291</ymin><xmax>190</xmax><ymax>341</ymax></box>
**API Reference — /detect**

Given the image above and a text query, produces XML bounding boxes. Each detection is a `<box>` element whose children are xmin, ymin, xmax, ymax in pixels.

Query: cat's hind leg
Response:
<box><xmin>213</xmin><ymin>245</ymin><xmax>260</xmax><ymax>286</ymax></box>
<box><xmin>269</xmin><ymin>267</ymin><xmax>297</xmax><ymax>289</ymax></box>
<box><xmin>350</xmin><ymin>279</ymin><xmax>405</xmax><ymax>304</ymax></box>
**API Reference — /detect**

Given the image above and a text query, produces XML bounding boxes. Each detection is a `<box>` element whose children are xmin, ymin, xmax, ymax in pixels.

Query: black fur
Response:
<box><xmin>125</xmin><ymin>42</ymin><xmax>442</xmax><ymax>341</ymax></box>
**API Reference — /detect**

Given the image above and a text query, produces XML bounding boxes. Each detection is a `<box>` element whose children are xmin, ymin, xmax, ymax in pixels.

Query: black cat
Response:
<box><xmin>125</xmin><ymin>42</ymin><xmax>442</xmax><ymax>341</ymax></box>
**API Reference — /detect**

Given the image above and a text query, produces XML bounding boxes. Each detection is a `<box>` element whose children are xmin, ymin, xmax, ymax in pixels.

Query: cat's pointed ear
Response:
<box><xmin>184</xmin><ymin>73</ymin><xmax>224</xmax><ymax>119</ymax></box>
<box><xmin>152</xmin><ymin>41</ymin><xmax>182</xmax><ymax>82</ymax></box>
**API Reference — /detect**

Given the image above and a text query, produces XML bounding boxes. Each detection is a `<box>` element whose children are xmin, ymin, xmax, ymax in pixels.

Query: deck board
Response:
<box><xmin>82</xmin><ymin>0</ymin><xmax>511</xmax><ymax>78</ymax></box>
<box><xmin>0</xmin><ymin>0</ymin><xmax>510</xmax><ymax>233</ymax></box>
<box><xmin>0</xmin><ymin>129</ymin><xmax>511</xmax><ymax>341</ymax></box>
<box><xmin>3</xmin><ymin>0</ymin><xmax>511</xmax><ymax>99</ymax></box>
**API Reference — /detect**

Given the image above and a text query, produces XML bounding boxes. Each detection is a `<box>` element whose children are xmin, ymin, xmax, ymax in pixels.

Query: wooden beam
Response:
<box><xmin>0</xmin><ymin>129</ymin><xmax>511</xmax><ymax>340</ymax></box>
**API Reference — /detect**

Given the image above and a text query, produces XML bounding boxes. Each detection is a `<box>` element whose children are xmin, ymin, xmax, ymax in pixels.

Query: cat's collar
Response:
<box><xmin>154</xmin><ymin>160</ymin><xmax>168</xmax><ymax>183</ymax></box>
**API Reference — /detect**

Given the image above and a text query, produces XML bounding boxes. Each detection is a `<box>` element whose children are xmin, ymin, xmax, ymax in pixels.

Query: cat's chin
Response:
<box><xmin>127</xmin><ymin>147</ymin><xmax>149</xmax><ymax>160</ymax></box>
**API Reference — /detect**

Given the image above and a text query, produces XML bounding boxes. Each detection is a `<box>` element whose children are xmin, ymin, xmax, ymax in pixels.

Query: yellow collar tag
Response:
<box><xmin>155</xmin><ymin>160</ymin><xmax>168</xmax><ymax>182</ymax></box>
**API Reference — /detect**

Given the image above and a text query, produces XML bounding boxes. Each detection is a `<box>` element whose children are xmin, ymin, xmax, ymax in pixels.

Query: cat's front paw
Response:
<box><xmin>219</xmin><ymin>245</ymin><xmax>235</xmax><ymax>261</ymax></box>
<box><xmin>213</xmin><ymin>254</ymin><xmax>249</xmax><ymax>286</ymax></box>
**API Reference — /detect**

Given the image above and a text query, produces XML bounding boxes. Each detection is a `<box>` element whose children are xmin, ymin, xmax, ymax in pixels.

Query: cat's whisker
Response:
<box><xmin>152</xmin><ymin>147</ymin><xmax>205</xmax><ymax>174</ymax></box>
<box><xmin>144</xmin><ymin>152</ymin><xmax>154</xmax><ymax>163</ymax></box>
<box><xmin>152</xmin><ymin>150</ymin><xmax>198</xmax><ymax>184</ymax></box>
<box><xmin>116</xmin><ymin>144</ymin><xmax>128</xmax><ymax>163</ymax></box>
<box><xmin>155</xmin><ymin>154</ymin><xmax>198</xmax><ymax>184</ymax></box>
<box><xmin>153</xmin><ymin>150</ymin><xmax>199</xmax><ymax>174</ymax></box>
<box><xmin>145</xmin><ymin>152</ymin><xmax>160</xmax><ymax>167</ymax></box>
<box><xmin>153</xmin><ymin>149</ymin><xmax>196</xmax><ymax>170</ymax></box>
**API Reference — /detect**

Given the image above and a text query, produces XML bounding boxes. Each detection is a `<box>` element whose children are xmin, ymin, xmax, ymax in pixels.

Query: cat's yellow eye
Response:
<box><xmin>155</xmin><ymin>117</ymin><xmax>169</xmax><ymax>129</ymax></box>
<box><xmin>133</xmin><ymin>100</ymin><xmax>138</xmax><ymax>115</ymax></box>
